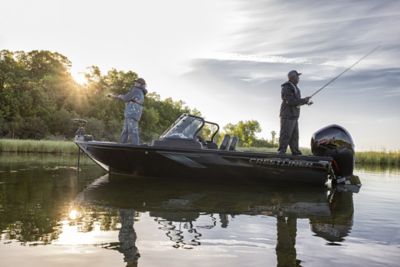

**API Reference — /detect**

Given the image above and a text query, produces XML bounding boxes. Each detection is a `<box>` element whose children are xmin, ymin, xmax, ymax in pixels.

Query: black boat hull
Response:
<box><xmin>76</xmin><ymin>141</ymin><xmax>334</xmax><ymax>186</ymax></box>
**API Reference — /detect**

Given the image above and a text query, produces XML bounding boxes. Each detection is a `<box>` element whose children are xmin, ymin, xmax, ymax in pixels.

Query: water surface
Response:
<box><xmin>0</xmin><ymin>154</ymin><xmax>399</xmax><ymax>267</ymax></box>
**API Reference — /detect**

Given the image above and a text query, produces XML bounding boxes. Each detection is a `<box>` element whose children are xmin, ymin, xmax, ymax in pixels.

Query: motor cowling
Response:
<box><xmin>311</xmin><ymin>125</ymin><xmax>355</xmax><ymax>178</ymax></box>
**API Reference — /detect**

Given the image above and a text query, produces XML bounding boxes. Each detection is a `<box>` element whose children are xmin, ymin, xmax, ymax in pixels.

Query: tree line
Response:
<box><xmin>0</xmin><ymin>50</ymin><xmax>277</xmax><ymax>147</ymax></box>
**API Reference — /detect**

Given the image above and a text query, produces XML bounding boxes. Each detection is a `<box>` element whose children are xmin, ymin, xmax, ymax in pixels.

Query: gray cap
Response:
<box><xmin>135</xmin><ymin>77</ymin><xmax>146</xmax><ymax>85</ymax></box>
<box><xmin>288</xmin><ymin>70</ymin><xmax>302</xmax><ymax>77</ymax></box>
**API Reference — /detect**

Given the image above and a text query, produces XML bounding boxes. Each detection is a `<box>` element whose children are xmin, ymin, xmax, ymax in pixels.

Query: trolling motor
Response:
<box><xmin>311</xmin><ymin>125</ymin><xmax>356</xmax><ymax>182</ymax></box>
<box><xmin>72</xmin><ymin>118</ymin><xmax>94</xmax><ymax>172</ymax></box>
<box><xmin>72</xmin><ymin>118</ymin><xmax>93</xmax><ymax>141</ymax></box>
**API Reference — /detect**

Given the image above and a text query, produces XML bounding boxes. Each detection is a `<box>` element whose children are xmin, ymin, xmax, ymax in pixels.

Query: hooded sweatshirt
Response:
<box><xmin>118</xmin><ymin>85</ymin><xmax>148</xmax><ymax>121</ymax></box>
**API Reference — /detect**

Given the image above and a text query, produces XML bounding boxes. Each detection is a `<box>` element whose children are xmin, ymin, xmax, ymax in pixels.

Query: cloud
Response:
<box><xmin>206</xmin><ymin>52</ymin><xmax>311</xmax><ymax>65</ymax></box>
<box><xmin>187</xmin><ymin>57</ymin><xmax>400</xmax><ymax>111</ymax></box>
<box><xmin>225</xmin><ymin>0</ymin><xmax>400</xmax><ymax>68</ymax></box>
<box><xmin>184</xmin><ymin>0</ymin><xmax>400</xmax><ymax>149</ymax></box>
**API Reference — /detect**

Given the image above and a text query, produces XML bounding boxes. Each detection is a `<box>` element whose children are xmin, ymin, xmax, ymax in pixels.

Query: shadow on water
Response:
<box><xmin>0</xmin><ymin>159</ymin><xmax>360</xmax><ymax>267</ymax></box>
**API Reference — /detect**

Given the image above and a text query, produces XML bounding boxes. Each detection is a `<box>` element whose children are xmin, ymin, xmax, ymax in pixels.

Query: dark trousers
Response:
<box><xmin>278</xmin><ymin>118</ymin><xmax>302</xmax><ymax>155</ymax></box>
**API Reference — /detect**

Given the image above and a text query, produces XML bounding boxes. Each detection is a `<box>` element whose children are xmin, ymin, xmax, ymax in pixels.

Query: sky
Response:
<box><xmin>1</xmin><ymin>0</ymin><xmax>399</xmax><ymax>150</ymax></box>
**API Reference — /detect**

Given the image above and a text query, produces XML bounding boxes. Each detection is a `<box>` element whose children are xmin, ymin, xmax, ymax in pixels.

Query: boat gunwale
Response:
<box><xmin>75</xmin><ymin>140</ymin><xmax>333</xmax><ymax>163</ymax></box>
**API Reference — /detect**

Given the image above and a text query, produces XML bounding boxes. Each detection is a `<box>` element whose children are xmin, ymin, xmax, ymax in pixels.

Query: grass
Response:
<box><xmin>355</xmin><ymin>151</ymin><xmax>400</xmax><ymax>167</ymax></box>
<box><xmin>0</xmin><ymin>139</ymin><xmax>77</xmax><ymax>154</ymax></box>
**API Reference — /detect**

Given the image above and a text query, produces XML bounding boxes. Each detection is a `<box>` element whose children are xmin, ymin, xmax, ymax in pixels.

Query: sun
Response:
<box><xmin>68</xmin><ymin>209</ymin><xmax>80</xmax><ymax>220</ymax></box>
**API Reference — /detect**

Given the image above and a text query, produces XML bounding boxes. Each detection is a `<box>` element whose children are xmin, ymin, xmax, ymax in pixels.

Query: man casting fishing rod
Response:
<box><xmin>278</xmin><ymin>46</ymin><xmax>379</xmax><ymax>155</ymax></box>
<box><xmin>108</xmin><ymin>78</ymin><xmax>148</xmax><ymax>145</ymax></box>
<box><xmin>278</xmin><ymin>70</ymin><xmax>312</xmax><ymax>155</ymax></box>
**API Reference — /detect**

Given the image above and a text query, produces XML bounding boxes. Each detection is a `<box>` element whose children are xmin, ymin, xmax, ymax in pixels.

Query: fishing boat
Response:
<box><xmin>74</xmin><ymin>114</ymin><xmax>357</xmax><ymax>186</ymax></box>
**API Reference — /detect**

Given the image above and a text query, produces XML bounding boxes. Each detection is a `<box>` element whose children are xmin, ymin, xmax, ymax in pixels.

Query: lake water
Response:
<box><xmin>0</xmin><ymin>154</ymin><xmax>399</xmax><ymax>267</ymax></box>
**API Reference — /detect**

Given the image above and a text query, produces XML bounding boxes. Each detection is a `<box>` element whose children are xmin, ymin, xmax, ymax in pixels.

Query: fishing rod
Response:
<box><xmin>310</xmin><ymin>45</ymin><xmax>380</xmax><ymax>98</ymax></box>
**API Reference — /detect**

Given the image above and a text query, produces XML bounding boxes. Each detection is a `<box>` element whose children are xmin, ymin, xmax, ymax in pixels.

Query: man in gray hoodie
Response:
<box><xmin>278</xmin><ymin>70</ymin><xmax>312</xmax><ymax>155</ymax></box>
<box><xmin>109</xmin><ymin>78</ymin><xmax>148</xmax><ymax>145</ymax></box>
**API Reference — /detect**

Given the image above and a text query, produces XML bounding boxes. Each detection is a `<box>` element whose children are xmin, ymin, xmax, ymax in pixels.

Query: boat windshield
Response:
<box><xmin>161</xmin><ymin>115</ymin><xmax>204</xmax><ymax>140</ymax></box>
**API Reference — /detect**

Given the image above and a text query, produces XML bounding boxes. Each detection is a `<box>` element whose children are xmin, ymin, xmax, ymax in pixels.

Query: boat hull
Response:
<box><xmin>76</xmin><ymin>141</ymin><xmax>333</xmax><ymax>186</ymax></box>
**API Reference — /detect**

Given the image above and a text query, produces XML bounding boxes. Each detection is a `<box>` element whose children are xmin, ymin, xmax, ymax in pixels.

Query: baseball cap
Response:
<box><xmin>135</xmin><ymin>78</ymin><xmax>146</xmax><ymax>85</ymax></box>
<box><xmin>288</xmin><ymin>70</ymin><xmax>302</xmax><ymax>77</ymax></box>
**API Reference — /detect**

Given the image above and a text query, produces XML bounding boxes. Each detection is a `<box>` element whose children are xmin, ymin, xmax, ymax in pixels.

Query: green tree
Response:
<box><xmin>0</xmin><ymin>50</ymin><xmax>80</xmax><ymax>139</ymax></box>
<box><xmin>0</xmin><ymin>49</ymin><xmax>200</xmax><ymax>141</ymax></box>
<box><xmin>224</xmin><ymin>120</ymin><xmax>261</xmax><ymax>147</ymax></box>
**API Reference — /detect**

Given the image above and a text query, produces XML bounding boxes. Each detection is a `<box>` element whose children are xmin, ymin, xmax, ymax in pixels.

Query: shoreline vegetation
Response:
<box><xmin>0</xmin><ymin>139</ymin><xmax>399</xmax><ymax>167</ymax></box>
<box><xmin>0</xmin><ymin>139</ymin><xmax>77</xmax><ymax>154</ymax></box>
<box><xmin>0</xmin><ymin>50</ymin><xmax>273</xmax><ymax>148</ymax></box>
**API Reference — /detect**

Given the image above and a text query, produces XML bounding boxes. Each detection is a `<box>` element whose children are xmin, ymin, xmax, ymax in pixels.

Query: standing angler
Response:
<box><xmin>108</xmin><ymin>78</ymin><xmax>148</xmax><ymax>145</ymax></box>
<box><xmin>278</xmin><ymin>70</ymin><xmax>312</xmax><ymax>155</ymax></box>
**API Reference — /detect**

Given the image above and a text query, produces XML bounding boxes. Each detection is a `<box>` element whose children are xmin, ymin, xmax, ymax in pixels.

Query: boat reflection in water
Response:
<box><xmin>73</xmin><ymin>174</ymin><xmax>359</xmax><ymax>267</ymax></box>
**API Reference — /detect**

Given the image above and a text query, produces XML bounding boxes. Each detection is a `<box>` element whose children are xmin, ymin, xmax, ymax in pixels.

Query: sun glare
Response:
<box><xmin>71</xmin><ymin>70</ymin><xmax>87</xmax><ymax>85</ymax></box>
<box><xmin>53</xmin><ymin>207</ymin><xmax>116</xmax><ymax>246</ymax></box>
<box><xmin>68</xmin><ymin>209</ymin><xmax>80</xmax><ymax>220</ymax></box>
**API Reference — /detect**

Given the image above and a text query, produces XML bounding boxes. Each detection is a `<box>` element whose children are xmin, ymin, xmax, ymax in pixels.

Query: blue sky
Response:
<box><xmin>1</xmin><ymin>0</ymin><xmax>399</xmax><ymax>150</ymax></box>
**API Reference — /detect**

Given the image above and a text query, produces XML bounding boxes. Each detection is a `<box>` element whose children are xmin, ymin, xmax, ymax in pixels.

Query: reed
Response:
<box><xmin>355</xmin><ymin>151</ymin><xmax>400</xmax><ymax>167</ymax></box>
<box><xmin>0</xmin><ymin>139</ymin><xmax>78</xmax><ymax>154</ymax></box>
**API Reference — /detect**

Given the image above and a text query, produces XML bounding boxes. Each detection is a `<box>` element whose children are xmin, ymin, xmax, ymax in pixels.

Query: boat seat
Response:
<box><xmin>219</xmin><ymin>134</ymin><xmax>230</xmax><ymax>150</ymax></box>
<box><xmin>206</xmin><ymin>141</ymin><xmax>218</xmax><ymax>149</ymax></box>
<box><xmin>228</xmin><ymin>136</ymin><xmax>238</xmax><ymax>151</ymax></box>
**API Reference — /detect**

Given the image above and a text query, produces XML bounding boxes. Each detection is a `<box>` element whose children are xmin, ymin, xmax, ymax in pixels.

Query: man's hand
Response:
<box><xmin>304</xmin><ymin>96</ymin><xmax>311</xmax><ymax>104</ymax></box>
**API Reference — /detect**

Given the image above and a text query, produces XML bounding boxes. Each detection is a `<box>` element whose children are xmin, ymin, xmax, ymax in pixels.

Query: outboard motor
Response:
<box><xmin>311</xmin><ymin>125</ymin><xmax>355</xmax><ymax>179</ymax></box>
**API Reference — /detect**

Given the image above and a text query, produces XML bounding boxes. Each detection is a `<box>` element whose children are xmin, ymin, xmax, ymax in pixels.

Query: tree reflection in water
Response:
<box><xmin>0</xmin><ymin>170</ymin><xmax>360</xmax><ymax>267</ymax></box>
<box><xmin>276</xmin><ymin>216</ymin><xmax>299</xmax><ymax>267</ymax></box>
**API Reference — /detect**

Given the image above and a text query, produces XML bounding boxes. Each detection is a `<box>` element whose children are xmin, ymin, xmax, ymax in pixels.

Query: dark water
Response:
<box><xmin>0</xmin><ymin>154</ymin><xmax>399</xmax><ymax>267</ymax></box>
